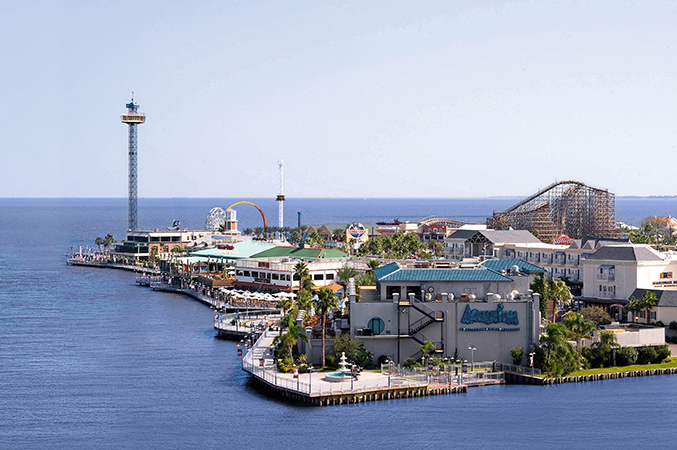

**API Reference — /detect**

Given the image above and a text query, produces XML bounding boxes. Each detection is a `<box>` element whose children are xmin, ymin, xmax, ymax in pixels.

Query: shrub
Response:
<box><xmin>324</xmin><ymin>354</ymin><xmax>336</xmax><ymax>368</ymax></box>
<box><xmin>654</xmin><ymin>344</ymin><xmax>671</xmax><ymax>364</ymax></box>
<box><xmin>670</xmin><ymin>321</ymin><xmax>677</xmax><ymax>332</ymax></box>
<box><xmin>277</xmin><ymin>357</ymin><xmax>294</xmax><ymax>373</ymax></box>
<box><xmin>616</xmin><ymin>347</ymin><xmax>638</xmax><ymax>366</ymax></box>
<box><xmin>582</xmin><ymin>346</ymin><xmax>608</xmax><ymax>369</ymax></box>
<box><xmin>581</xmin><ymin>306</ymin><xmax>613</xmax><ymax>326</ymax></box>
<box><xmin>654</xmin><ymin>321</ymin><xmax>665</xmax><ymax>327</ymax></box>
<box><xmin>403</xmin><ymin>357</ymin><xmax>417</xmax><ymax>368</ymax></box>
<box><xmin>510</xmin><ymin>347</ymin><xmax>524</xmax><ymax>365</ymax></box>
<box><xmin>638</xmin><ymin>347</ymin><xmax>658</xmax><ymax>365</ymax></box>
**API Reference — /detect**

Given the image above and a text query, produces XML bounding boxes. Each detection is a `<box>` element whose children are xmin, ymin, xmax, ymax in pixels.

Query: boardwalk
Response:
<box><xmin>241</xmin><ymin>329</ymin><xmax>477</xmax><ymax>406</ymax></box>
<box><xmin>67</xmin><ymin>257</ymin><xmax>159</xmax><ymax>274</ymax></box>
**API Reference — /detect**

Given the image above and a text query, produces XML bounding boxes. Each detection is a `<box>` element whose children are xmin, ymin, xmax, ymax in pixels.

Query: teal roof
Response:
<box><xmin>480</xmin><ymin>258</ymin><xmax>546</xmax><ymax>274</ymax></box>
<box><xmin>190</xmin><ymin>240</ymin><xmax>276</xmax><ymax>260</ymax></box>
<box><xmin>377</xmin><ymin>267</ymin><xmax>513</xmax><ymax>283</ymax></box>
<box><xmin>374</xmin><ymin>262</ymin><xmax>400</xmax><ymax>279</ymax></box>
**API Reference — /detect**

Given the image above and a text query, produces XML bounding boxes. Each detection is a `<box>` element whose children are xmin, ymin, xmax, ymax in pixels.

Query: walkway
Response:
<box><xmin>241</xmin><ymin>329</ymin><xmax>470</xmax><ymax>406</ymax></box>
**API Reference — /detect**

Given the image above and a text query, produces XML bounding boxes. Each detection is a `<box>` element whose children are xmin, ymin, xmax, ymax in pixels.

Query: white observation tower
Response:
<box><xmin>120</xmin><ymin>95</ymin><xmax>145</xmax><ymax>231</ymax></box>
<box><xmin>276</xmin><ymin>159</ymin><xmax>285</xmax><ymax>229</ymax></box>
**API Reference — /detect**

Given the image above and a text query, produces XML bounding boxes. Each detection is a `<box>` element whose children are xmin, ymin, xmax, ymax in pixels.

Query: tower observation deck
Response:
<box><xmin>121</xmin><ymin>97</ymin><xmax>145</xmax><ymax>231</ymax></box>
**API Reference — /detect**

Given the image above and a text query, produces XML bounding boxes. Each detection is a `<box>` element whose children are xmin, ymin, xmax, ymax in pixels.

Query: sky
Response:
<box><xmin>2</xmin><ymin>0</ymin><xmax>677</xmax><ymax>198</ymax></box>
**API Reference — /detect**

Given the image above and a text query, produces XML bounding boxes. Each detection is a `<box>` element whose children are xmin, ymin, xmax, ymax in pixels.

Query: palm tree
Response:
<box><xmin>562</xmin><ymin>311</ymin><xmax>596</xmax><ymax>354</ymax></box>
<box><xmin>332</xmin><ymin>228</ymin><xmax>346</xmax><ymax>242</ymax></box>
<box><xmin>642</xmin><ymin>291</ymin><xmax>658</xmax><ymax>324</ymax></box>
<box><xmin>336</xmin><ymin>266</ymin><xmax>358</xmax><ymax>291</ymax></box>
<box><xmin>315</xmin><ymin>287</ymin><xmax>338</xmax><ymax>367</ymax></box>
<box><xmin>367</xmin><ymin>259</ymin><xmax>381</xmax><ymax>271</ymax></box>
<box><xmin>594</xmin><ymin>330</ymin><xmax>619</xmax><ymax>353</ymax></box>
<box><xmin>626</xmin><ymin>296</ymin><xmax>642</xmax><ymax>322</ymax></box>
<box><xmin>550</xmin><ymin>279</ymin><xmax>572</xmax><ymax>322</ymax></box>
<box><xmin>103</xmin><ymin>234</ymin><xmax>116</xmax><ymax>249</ymax></box>
<box><xmin>294</xmin><ymin>262</ymin><xmax>309</xmax><ymax>285</ymax></box>
<box><xmin>242</xmin><ymin>228</ymin><xmax>253</xmax><ymax>236</ymax></box>
<box><xmin>296</xmin><ymin>289</ymin><xmax>313</xmax><ymax>311</ymax></box>
<box><xmin>279</xmin><ymin>297</ymin><xmax>294</xmax><ymax>315</ymax></box>
<box><xmin>273</xmin><ymin>314</ymin><xmax>310</xmax><ymax>359</ymax></box>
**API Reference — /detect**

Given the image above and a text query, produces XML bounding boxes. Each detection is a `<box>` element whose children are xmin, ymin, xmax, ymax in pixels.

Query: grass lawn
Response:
<box><xmin>566</xmin><ymin>357</ymin><xmax>677</xmax><ymax>377</ymax></box>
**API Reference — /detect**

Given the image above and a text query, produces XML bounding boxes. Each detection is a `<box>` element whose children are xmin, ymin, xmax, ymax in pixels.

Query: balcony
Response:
<box><xmin>596</xmin><ymin>273</ymin><xmax>615</xmax><ymax>282</ymax></box>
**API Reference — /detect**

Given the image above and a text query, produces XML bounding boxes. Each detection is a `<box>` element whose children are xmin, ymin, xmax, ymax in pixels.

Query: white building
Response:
<box><xmin>234</xmin><ymin>257</ymin><xmax>367</xmax><ymax>292</ymax></box>
<box><xmin>579</xmin><ymin>244</ymin><xmax>677</xmax><ymax>322</ymax></box>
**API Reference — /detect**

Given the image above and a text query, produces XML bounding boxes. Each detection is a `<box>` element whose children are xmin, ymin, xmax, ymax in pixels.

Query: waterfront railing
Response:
<box><xmin>242</xmin><ymin>330</ymin><xmax>428</xmax><ymax>396</ymax></box>
<box><xmin>497</xmin><ymin>362</ymin><xmax>541</xmax><ymax>377</ymax></box>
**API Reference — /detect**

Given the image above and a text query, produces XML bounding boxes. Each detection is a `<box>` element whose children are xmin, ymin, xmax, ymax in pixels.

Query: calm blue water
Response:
<box><xmin>1</xmin><ymin>197</ymin><xmax>677</xmax><ymax>449</ymax></box>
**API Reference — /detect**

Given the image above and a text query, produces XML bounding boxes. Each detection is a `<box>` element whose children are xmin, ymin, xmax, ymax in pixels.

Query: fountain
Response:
<box><xmin>323</xmin><ymin>352</ymin><xmax>354</xmax><ymax>382</ymax></box>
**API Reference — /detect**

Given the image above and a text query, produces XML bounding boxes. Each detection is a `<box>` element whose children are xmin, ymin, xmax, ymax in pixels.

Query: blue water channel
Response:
<box><xmin>1</xmin><ymin>198</ymin><xmax>676</xmax><ymax>449</ymax></box>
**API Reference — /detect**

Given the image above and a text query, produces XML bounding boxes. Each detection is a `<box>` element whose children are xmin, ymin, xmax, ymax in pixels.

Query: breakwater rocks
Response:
<box><xmin>506</xmin><ymin>367</ymin><xmax>677</xmax><ymax>385</ymax></box>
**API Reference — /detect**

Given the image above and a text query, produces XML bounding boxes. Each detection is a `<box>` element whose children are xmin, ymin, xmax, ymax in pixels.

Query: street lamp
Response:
<box><xmin>468</xmin><ymin>346</ymin><xmax>476</xmax><ymax>371</ymax></box>
<box><xmin>308</xmin><ymin>365</ymin><xmax>315</xmax><ymax>395</ymax></box>
<box><xmin>529</xmin><ymin>351</ymin><xmax>536</xmax><ymax>376</ymax></box>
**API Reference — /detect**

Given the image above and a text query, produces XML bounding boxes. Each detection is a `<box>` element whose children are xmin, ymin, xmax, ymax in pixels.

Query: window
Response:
<box><xmin>639</xmin><ymin>311</ymin><xmax>646</xmax><ymax>319</ymax></box>
<box><xmin>367</xmin><ymin>317</ymin><xmax>385</xmax><ymax>335</ymax></box>
<box><xmin>326</xmin><ymin>273</ymin><xmax>334</xmax><ymax>280</ymax></box>
<box><xmin>313</xmin><ymin>274</ymin><xmax>324</xmax><ymax>281</ymax></box>
<box><xmin>243</xmin><ymin>271</ymin><xmax>250</xmax><ymax>277</ymax></box>
<box><xmin>272</xmin><ymin>274</ymin><xmax>279</xmax><ymax>280</ymax></box>
<box><xmin>251</xmin><ymin>271</ymin><xmax>258</xmax><ymax>278</ymax></box>
<box><xmin>386</xmin><ymin>286</ymin><xmax>400</xmax><ymax>299</ymax></box>
<box><xmin>651</xmin><ymin>311</ymin><xmax>657</xmax><ymax>320</ymax></box>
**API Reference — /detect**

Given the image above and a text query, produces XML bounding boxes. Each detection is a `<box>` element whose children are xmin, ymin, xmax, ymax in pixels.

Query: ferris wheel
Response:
<box><xmin>205</xmin><ymin>207</ymin><xmax>227</xmax><ymax>231</ymax></box>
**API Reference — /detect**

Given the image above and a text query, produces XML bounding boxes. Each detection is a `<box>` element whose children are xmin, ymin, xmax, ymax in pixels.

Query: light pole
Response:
<box><xmin>387</xmin><ymin>358</ymin><xmax>393</xmax><ymax>388</ymax></box>
<box><xmin>309</xmin><ymin>365</ymin><xmax>314</xmax><ymax>395</ymax></box>
<box><xmin>529</xmin><ymin>351</ymin><xmax>535</xmax><ymax>376</ymax></box>
<box><xmin>468</xmin><ymin>346</ymin><xmax>476</xmax><ymax>371</ymax></box>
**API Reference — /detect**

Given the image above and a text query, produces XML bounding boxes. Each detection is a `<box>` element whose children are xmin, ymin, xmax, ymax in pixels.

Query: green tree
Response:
<box><xmin>550</xmin><ymin>280</ymin><xmax>573</xmax><ymax>319</ymax></box>
<box><xmin>627</xmin><ymin>291</ymin><xmax>658</xmax><ymax>324</ymax></box>
<box><xmin>561</xmin><ymin>311</ymin><xmax>596</xmax><ymax>354</ymax></box>
<box><xmin>594</xmin><ymin>331</ymin><xmax>619</xmax><ymax>354</ymax></box>
<box><xmin>642</xmin><ymin>291</ymin><xmax>658</xmax><ymax>324</ymax></box>
<box><xmin>581</xmin><ymin>306</ymin><xmax>613</xmax><ymax>326</ymax></box>
<box><xmin>332</xmin><ymin>228</ymin><xmax>346</xmax><ymax>242</ymax></box>
<box><xmin>510</xmin><ymin>347</ymin><xmax>524</xmax><ymax>365</ymax></box>
<box><xmin>95</xmin><ymin>237</ymin><xmax>104</xmax><ymax>248</ymax></box>
<box><xmin>530</xmin><ymin>274</ymin><xmax>550</xmax><ymax>319</ymax></box>
<box><xmin>296</xmin><ymin>289</ymin><xmax>313</xmax><ymax>312</ymax></box>
<box><xmin>540</xmin><ymin>322</ymin><xmax>580</xmax><ymax>376</ymax></box>
<box><xmin>336</xmin><ymin>266</ymin><xmax>358</xmax><ymax>291</ymax></box>
<box><xmin>421</xmin><ymin>340</ymin><xmax>435</xmax><ymax>357</ymax></box>
<box><xmin>279</xmin><ymin>297</ymin><xmax>294</xmax><ymax>315</ymax></box>
<box><xmin>314</xmin><ymin>287</ymin><xmax>339</xmax><ymax>367</ymax></box>
<box><xmin>103</xmin><ymin>234</ymin><xmax>116</xmax><ymax>248</ymax></box>
<box><xmin>626</xmin><ymin>296</ymin><xmax>642</xmax><ymax>322</ymax></box>
<box><xmin>330</xmin><ymin>333</ymin><xmax>374</xmax><ymax>367</ymax></box>
<box><xmin>273</xmin><ymin>314</ymin><xmax>310</xmax><ymax>360</ymax></box>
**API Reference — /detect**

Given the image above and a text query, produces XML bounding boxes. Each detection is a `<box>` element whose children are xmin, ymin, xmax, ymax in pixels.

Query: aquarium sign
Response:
<box><xmin>460</xmin><ymin>304</ymin><xmax>519</xmax><ymax>326</ymax></box>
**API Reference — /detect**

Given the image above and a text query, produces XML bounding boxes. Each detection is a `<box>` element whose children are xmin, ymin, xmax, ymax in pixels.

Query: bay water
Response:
<box><xmin>1</xmin><ymin>198</ymin><xmax>676</xmax><ymax>449</ymax></box>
